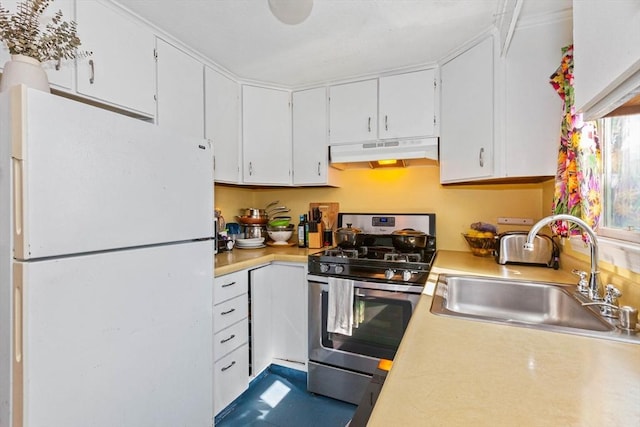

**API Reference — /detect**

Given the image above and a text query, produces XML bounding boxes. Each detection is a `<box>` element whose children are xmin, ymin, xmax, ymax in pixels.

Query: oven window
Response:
<box><xmin>321</xmin><ymin>291</ymin><xmax>412</xmax><ymax>361</ymax></box>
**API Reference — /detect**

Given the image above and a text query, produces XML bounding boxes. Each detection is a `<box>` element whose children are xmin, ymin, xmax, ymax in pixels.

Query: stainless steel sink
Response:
<box><xmin>430</xmin><ymin>275</ymin><xmax>640</xmax><ymax>344</ymax></box>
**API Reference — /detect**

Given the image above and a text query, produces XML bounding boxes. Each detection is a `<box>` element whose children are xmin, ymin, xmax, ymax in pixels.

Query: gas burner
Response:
<box><xmin>324</xmin><ymin>248</ymin><xmax>358</xmax><ymax>258</ymax></box>
<box><xmin>384</xmin><ymin>253</ymin><xmax>422</xmax><ymax>262</ymax></box>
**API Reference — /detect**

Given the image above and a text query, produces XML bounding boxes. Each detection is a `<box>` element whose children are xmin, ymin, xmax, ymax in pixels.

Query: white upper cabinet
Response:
<box><xmin>379</xmin><ymin>69</ymin><xmax>437</xmax><ymax>139</ymax></box>
<box><xmin>75</xmin><ymin>1</ymin><xmax>155</xmax><ymax>116</ymax></box>
<box><xmin>573</xmin><ymin>0</ymin><xmax>640</xmax><ymax>118</ymax></box>
<box><xmin>502</xmin><ymin>18</ymin><xmax>572</xmax><ymax>178</ymax></box>
<box><xmin>242</xmin><ymin>85</ymin><xmax>291</xmax><ymax>185</ymax></box>
<box><xmin>329</xmin><ymin>79</ymin><xmax>378</xmax><ymax>144</ymax></box>
<box><xmin>328</xmin><ymin>71</ymin><xmax>438</xmax><ymax>145</ymax></box>
<box><xmin>155</xmin><ymin>38</ymin><xmax>204</xmax><ymax>139</ymax></box>
<box><xmin>0</xmin><ymin>0</ymin><xmax>74</xmax><ymax>91</ymax></box>
<box><xmin>205</xmin><ymin>67</ymin><xmax>241</xmax><ymax>184</ymax></box>
<box><xmin>292</xmin><ymin>87</ymin><xmax>339</xmax><ymax>186</ymax></box>
<box><xmin>440</xmin><ymin>17</ymin><xmax>570</xmax><ymax>184</ymax></box>
<box><xmin>440</xmin><ymin>37</ymin><xmax>494</xmax><ymax>183</ymax></box>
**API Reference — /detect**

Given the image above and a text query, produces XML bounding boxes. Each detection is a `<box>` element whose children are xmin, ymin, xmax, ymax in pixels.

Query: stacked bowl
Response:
<box><xmin>266</xmin><ymin>224</ymin><xmax>294</xmax><ymax>245</ymax></box>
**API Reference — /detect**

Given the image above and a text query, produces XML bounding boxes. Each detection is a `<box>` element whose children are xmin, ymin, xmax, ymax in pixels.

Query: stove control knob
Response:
<box><xmin>335</xmin><ymin>265</ymin><xmax>344</xmax><ymax>274</ymax></box>
<box><xmin>320</xmin><ymin>264</ymin><xmax>330</xmax><ymax>273</ymax></box>
<box><xmin>402</xmin><ymin>270</ymin><xmax>413</xmax><ymax>282</ymax></box>
<box><xmin>385</xmin><ymin>269</ymin><xmax>395</xmax><ymax>280</ymax></box>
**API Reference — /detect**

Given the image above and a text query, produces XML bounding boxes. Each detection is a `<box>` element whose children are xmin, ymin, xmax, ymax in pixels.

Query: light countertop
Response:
<box><xmin>368</xmin><ymin>251</ymin><xmax>640</xmax><ymax>426</ymax></box>
<box><xmin>214</xmin><ymin>244</ymin><xmax>318</xmax><ymax>276</ymax></box>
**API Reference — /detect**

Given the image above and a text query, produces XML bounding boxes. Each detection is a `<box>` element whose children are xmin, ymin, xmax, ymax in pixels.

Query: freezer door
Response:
<box><xmin>9</xmin><ymin>87</ymin><xmax>213</xmax><ymax>260</ymax></box>
<box><xmin>13</xmin><ymin>241</ymin><xmax>213</xmax><ymax>427</ymax></box>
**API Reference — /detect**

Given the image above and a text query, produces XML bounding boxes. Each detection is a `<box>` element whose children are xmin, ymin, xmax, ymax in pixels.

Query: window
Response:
<box><xmin>598</xmin><ymin>112</ymin><xmax>640</xmax><ymax>243</ymax></box>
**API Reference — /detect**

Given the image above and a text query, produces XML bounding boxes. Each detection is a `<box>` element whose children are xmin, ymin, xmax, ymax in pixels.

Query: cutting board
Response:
<box><xmin>309</xmin><ymin>202</ymin><xmax>339</xmax><ymax>232</ymax></box>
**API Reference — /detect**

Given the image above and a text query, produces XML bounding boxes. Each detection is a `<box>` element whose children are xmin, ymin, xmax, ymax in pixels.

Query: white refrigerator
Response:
<box><xmin>0</xmin><ymin>86</ymin><xmax>214</xmax><ymax>427</ymax></box>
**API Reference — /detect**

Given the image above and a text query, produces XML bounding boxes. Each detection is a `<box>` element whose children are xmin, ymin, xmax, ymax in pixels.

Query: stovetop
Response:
<box><xmin>308</xmin><ymin>213</ymin><xmax>437</xmax><ymax>285</ymax></box>
<box><xmin>308</xmin><ymin>245</ymin><xmax>436</xmax><ymax>285</ymax></box>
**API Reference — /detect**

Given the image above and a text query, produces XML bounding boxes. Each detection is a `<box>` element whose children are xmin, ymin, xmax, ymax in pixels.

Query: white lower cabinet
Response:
<box><xmin>250</xmin><ymin>263</ymin><xmax>308</xmax><ymax>379</ymax></box>
<box><xmin>213</xmin><ymin>270</ymin><xmax>249</xmax><ymax>416</ymax></box>
<box><xmin>213</xmin><ymin>344</ymin><xmax>249</xmax><ymax>415</ymax></box>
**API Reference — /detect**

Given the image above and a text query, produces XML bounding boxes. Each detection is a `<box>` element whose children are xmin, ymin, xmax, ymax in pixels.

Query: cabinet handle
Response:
<box><xmin>89</xmin><ymin>59</ymin><xmax>95</xmax><ymax>84</ymax></box>
<box><xmin>221</xmin><ymin>308</ymin><xmax>236</xmax><ymax>315</ymax></box>
<box><xmin>221</xmin><ymin>281</ymin><xmax>236</xmax><ymax>288</ymax></box>
<box><xmin>220</xmin><ymin>334</ymin><xmax>236</xmax><ymax>344</ymax></box>
<box><xmin>55</xmin><ymin>58</ymin><xmax>61</xmax><ymax>71</ymax></box>
<box><xmin>317</xmin><ymin>162</ymin><xmax>321</xmax><ymax>176</ymax></box>
<box><xmin>221</xmin><ymin>360</ymin><xmax>236</xmax><ymax>372</ymax></box>
<box><xmin>249</xmin><ymin>162</ymin><xmax>253</xmax><ymax>176</ymax></box>
<box><xmin>367</xmin><ymin>117</ymin><xmax>371</xmax><ymax>132</ymax></box>
<box><xmin>479</xmin><ymin>148</ymin><xmax>484</xmax><ymax>168</ymax></box>
<box><xmin>385</xmin><ymin>115</ymin><xmax>388</xmax><ymax>131</ymax></box>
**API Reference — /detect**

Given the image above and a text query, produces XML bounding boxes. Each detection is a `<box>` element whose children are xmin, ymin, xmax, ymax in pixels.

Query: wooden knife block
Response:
<box><xmin>307</xmin><ymin>221</ymin><xmax>324</xmax><ymax>249</ymax></box>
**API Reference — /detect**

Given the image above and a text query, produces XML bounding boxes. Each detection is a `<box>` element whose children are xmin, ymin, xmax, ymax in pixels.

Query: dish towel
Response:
<box><xmin>327</xmin><ymin>277</ymin><xmax>355</xmax><ymax>336</ymax></box>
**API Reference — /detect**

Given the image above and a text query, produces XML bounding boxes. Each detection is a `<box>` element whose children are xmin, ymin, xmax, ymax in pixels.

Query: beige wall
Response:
<box><xmin>216</xmin><ymin>171</ymin><xmax>640</xmax><ymax>305</ymax></box>
<box><xmin>215</xmin><ymin>166</ymin><xmax>548</xmax><ymax>251</ymax></box>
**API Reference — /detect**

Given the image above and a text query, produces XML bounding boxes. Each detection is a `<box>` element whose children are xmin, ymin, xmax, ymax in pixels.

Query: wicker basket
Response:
<box><xmin>462</xmin><ymin>233</ymin><xmax>497</xmax><ymax>257</ymax></box>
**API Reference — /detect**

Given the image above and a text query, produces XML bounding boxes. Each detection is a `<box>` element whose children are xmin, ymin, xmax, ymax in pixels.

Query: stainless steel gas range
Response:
<box><xmin>307</xmin><ymin>213</ymin><xmax>436</xmax><ymax>404</ymax></box>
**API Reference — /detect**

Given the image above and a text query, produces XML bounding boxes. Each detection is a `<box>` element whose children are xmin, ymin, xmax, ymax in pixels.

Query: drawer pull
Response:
<box><xmin>220</xmin><ymin>334</ymin><xmax>236</xmax><ymax>344</ymax></box>
<box><xmin>221</xmin><ymin>281</ymin><xmax>236</xmax><ymax>288</ymax></box>
<box><xmin>221</xmin><ymin>361</ymin><xmax>236</xmax><ymax>372</ymax></box>
<box><xmin>221</xmin><ymin>308</ymin><xmax>236</xmax><ymax>315</ymax></box>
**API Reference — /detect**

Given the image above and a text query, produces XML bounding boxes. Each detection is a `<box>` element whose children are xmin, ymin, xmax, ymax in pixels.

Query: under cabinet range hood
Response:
<box><xmin>329</xmin><ymin>138</ymin><xmax>439</xmax><ymax>167</ymax></box>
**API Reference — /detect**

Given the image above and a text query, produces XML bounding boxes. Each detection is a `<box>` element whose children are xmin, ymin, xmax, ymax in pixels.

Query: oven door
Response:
<box><xmin>308</xmin><ymin>278</ymin><xmax>420</xmax><ymax>374</ymax></box>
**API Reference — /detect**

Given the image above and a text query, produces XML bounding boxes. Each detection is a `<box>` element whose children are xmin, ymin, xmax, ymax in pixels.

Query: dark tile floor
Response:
<box><xmin>215</xmin><ymin>365</ymin><xmax>356</xmax><ymax>427</ymax></box>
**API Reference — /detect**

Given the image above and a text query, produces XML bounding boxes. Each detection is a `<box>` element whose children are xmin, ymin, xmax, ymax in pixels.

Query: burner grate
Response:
<box><xmin>383</xmin><ymin>253</ymin><xmax>422</xmax><ymax>262</ymax></box>
<box><xmin>324</xmin><ymin>248</ymin><xmax>359</xmax><ymax>258</ymax></box>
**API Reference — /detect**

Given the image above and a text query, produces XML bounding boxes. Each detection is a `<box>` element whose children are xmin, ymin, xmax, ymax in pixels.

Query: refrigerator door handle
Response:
<box><xmin>12</xmin><ymin>157</ymin><xmax>25</xmax><ymax>259</ymax></box>
<box><xmin>13</xmin><ymin>263</ymin><xmax>24</xmax><ymax>426</ymax></box>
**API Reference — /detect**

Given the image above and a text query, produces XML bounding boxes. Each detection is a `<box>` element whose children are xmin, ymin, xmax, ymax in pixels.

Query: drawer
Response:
<box><xmin>214</xmin><ymin>270</ymin><xmax>248</xmax><ymax>305</ymax></box>
<box><xmin>214</xmin><ymin>319</ymin><xmax>248</xmax><ymax>362</ymax></box>
<box><xmin>214</xmin><ymin>344</ymin><xmax>249</xmax><ymax>416</ymax></box>
<box><xmin>213</xmin><ymin>293</ymin><xmax>248</xmax><ymax>333</ymax></box>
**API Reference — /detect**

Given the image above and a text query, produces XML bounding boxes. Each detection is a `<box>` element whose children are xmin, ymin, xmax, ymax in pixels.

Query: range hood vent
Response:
<box><xmin>329</xmin><ymin>138</ymin><xmax>438</xmax><ymax>164</ymax></box>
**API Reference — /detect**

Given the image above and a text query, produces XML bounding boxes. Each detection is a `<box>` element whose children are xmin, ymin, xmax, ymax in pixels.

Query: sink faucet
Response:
<box><xmin>524</xmin><ymin>214</ymin><xmax>602</xmax><ymax>301</ymax></box>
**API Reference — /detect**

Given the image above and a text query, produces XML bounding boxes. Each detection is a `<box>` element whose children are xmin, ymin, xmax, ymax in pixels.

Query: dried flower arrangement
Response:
<box><xmin>0</xmin><ymin>0</ymin><xmax>90</xmax><ymax>63</ymax></box>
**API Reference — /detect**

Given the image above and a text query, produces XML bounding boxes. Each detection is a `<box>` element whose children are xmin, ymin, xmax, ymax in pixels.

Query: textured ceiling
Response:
<box><xmin>115</xmin><ymin>0</ymin><xmax>572</xmax><ymax>88</ymax></box>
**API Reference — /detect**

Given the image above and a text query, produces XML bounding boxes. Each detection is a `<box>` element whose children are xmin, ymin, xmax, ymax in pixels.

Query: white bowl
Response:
<box><xmin>267</xmin><ymin>229</ymin><xmax>293</xmax><ymax>243</ymax></box>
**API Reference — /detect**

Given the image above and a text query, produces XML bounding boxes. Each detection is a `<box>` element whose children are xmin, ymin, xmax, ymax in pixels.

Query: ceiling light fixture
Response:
<box><xmin>268</xmin><ymin>0</ymin><xmax>313</xmax><ymax>25</ymax></box>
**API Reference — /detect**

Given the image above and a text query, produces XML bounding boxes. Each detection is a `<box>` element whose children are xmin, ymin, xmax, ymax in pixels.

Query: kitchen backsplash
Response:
<box><xmin>214</xmin><ymin>166</ymin><xmax>547</xmax><ymax>252</ymax></box>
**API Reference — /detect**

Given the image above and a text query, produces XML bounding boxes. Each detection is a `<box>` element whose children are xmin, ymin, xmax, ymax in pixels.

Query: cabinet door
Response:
<box><xmin>76</xmin><ymin>1</ymin><xmax>155</xmax><ymax>116</ymax></box>
<box><xmin>270</xmin><ymin>264</ymin><xmax>307</xmax><ymax>366</ymax></box>
<box><xmin>440</xmin><ymin>37</ymin><xmax>494</xmax><ymax>183</ymax></box>
<box><xmin>242</xmin><ymin>85</ymin><xmax>291</xmax><ymax>185</ymax></box>
<box><xmin>329</xmin><ymin>79</ymin><xmax>378</xmax><ymax>144</ymax></box>
<box><xmin>503</xmin><ymin>19</ymin><xmax>571</xmax><ymax>178</ymax></box>
<box><xmin>205</xmin><ymin>67</ymin><xmax>240</xmax><ymax>183</ymax></box>
<box><xmin>250</xmin><ymin>266</ymin><xmax>273</xmax><ymax>377</ymax></box>
<box><xmin>156</xmin><ymin>39</ymin><xmax>204</xmax><ymax>139</ymax></box>
<box><xmin>0</xmin><ymin>0</ymin><xmax>74</xmax><ymax>91</ymax></box>
<box><xmin>213</xmin><ymin>344</ymin><xmax>249</xmax><ymax>416</ymax></box>
<box><xmin>573</xmin><ymin>0</ymin><xmax>640</xmax><ymax>115</ymax></box>
<box><xmin>379</xmin><ymin>69</ymin><xmax>437</xmax><ymax>139</ymax></box>
<box><xmin>292</xmin><ymin>87</ymin><xmax>328</xmax><ymax>185</ymax></box>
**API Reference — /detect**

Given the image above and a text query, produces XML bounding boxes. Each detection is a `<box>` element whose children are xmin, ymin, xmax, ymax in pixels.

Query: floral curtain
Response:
<box><xmin>549</xmin><ymin>45</ymin><xmax>602</xmax><ymax>237</ymax></box>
